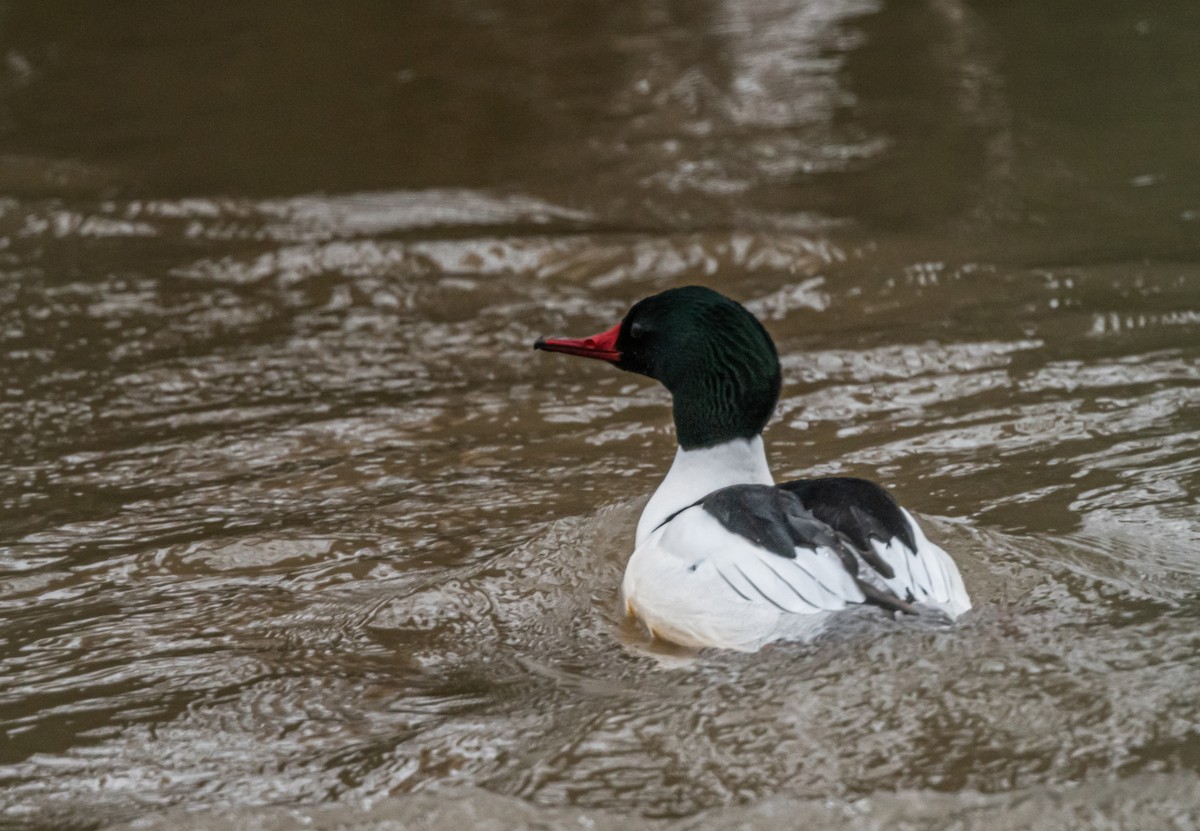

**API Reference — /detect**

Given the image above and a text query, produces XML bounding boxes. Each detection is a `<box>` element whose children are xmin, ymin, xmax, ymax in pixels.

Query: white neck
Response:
<box><xmin>635</xmin><ymin>436</ymin><xmax>773</xmax><ymax>547</ymax></box>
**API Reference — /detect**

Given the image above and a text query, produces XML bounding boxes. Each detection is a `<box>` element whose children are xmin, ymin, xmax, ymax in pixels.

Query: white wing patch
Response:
<box><xmin>899</xmin><ymin>508</ymin><xmax>971</xmax><ymax>617</ymax></box>
<box><xmin>863</xmin><ymin>510</ymin><xmax>970</xmax><ymax>617</ymax></box>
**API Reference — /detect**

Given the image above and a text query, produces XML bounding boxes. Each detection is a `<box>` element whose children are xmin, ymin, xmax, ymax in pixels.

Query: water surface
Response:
<box><xmin>1</xmin><ymin>2</ymin><xmax>1199</xmax><ymax>829</ymax></box>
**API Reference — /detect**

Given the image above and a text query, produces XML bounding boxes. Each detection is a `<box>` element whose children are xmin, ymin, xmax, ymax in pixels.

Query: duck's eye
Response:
<box><xmin>630</xmin><ymin>321</ymin><xmax>647</xmax><ymax>339</ymax></box>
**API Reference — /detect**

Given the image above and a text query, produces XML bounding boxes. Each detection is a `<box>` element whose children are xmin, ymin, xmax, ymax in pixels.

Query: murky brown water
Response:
<box><xmin>2</xmin><ymin>2</ymin><xmax>1199</xmax><ymax>829</ymax></box>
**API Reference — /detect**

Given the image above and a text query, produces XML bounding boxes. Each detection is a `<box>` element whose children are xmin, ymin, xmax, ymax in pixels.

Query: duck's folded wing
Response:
<box><xmin>699</xmin><ymin>484</ymin><xmax>916</xmax><ymax>614</ymax></box>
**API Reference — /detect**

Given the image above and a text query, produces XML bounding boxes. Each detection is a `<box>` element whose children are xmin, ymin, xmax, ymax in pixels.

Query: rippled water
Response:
<box><xmin>2</xmin><ymin>2</ymin><xmax>1199</xmax><ymax>829</ymax></box>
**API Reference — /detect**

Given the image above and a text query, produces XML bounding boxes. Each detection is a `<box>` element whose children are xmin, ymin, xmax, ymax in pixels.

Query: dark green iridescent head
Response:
<box><xmin>536</xmin><ymin>286</ymin><xmax>782</xmax><ymax>449</ymax></box>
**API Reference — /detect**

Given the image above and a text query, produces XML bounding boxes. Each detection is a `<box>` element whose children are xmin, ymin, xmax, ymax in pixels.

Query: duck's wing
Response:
<box><xmin>777</xmin><ymin>477</ymin><xmax>970</xmax><ymax>616</ymax></box>
<box><xmin>698</xmin><ymin>484</ymin><xmax>917</xmax><ymax>615</ymax></box>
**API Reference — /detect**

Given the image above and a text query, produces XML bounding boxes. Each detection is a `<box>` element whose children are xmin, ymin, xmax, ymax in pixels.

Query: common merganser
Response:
<box><xmin>535</xmin><ymin>286</ymin><xmax>970</xmax><ymax>651</ymax></box>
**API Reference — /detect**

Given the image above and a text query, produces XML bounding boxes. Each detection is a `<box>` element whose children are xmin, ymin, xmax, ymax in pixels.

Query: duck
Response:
<box><xmin>534</xmin><ymin>285</ymin><xmax>970</xmax><ymax>651</ymax></box>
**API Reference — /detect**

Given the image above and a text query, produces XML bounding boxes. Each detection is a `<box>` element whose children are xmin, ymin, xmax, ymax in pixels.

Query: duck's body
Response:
<box><xmin>536</xmin><ymin>286</ymin><xmax>969</xmax><ymax>651</ymax></box>
<box><xmin>624</xmin><ymin>437</ymin><xmax>967</xmax><ymax>651</ymax></box>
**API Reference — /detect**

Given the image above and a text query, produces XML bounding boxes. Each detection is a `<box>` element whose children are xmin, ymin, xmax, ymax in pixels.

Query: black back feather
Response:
<box><xmin>778</xmin><ymin>477</ymin><xmax>917</xmax><ymax>555</ymax></box>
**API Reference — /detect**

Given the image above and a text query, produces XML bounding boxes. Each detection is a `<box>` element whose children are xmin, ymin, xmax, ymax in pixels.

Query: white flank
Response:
<box><xmin>625</xmin><ymin>508</ymin><xmax>834</xmax><ymax>651</ymax></box>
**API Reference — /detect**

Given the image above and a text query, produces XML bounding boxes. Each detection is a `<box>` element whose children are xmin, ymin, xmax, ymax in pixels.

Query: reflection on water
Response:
<box><xmin>1</xmin><ymin>1</ymin><xmax>1199</xmax><ymax>829</ymax></box>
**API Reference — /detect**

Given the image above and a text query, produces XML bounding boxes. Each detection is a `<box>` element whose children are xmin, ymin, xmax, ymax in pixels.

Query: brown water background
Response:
<box><xmin>1</xmin><ymin>2</ymin><xmax>1199</xmax><ymax>829</ymax></box>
